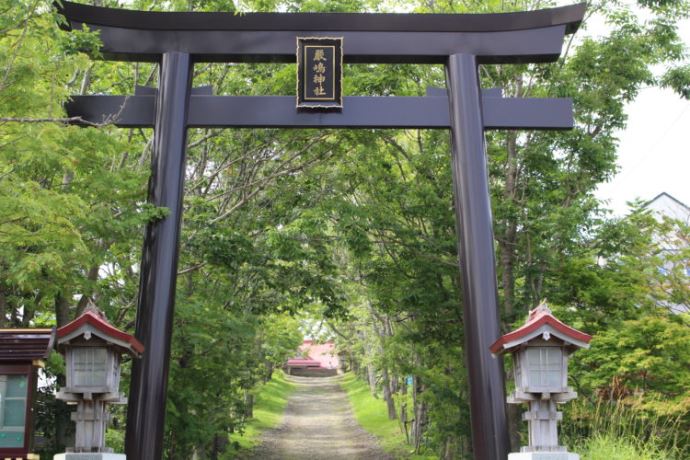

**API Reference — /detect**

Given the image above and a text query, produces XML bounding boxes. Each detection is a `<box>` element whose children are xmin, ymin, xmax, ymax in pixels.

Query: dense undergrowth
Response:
<box><xmin>340</xmin><ymin>372</ymin><xmax>437</xmax><ymax>460</ymax></box>
<box><xmin>343</xmin><ymin>370</ymin><xmax>690</xmax><ymax>460</ymax></box>
<box><xmin>227</xmin><ymin>370</ymin><xmax>296</xmax><ymax>455</ymax></box>
<box><xmin>578</xmin><ymin>435</ymin><xmax>678</xmax><ymax>460</ymax></box>
<box><xmin>564</xmin><ymin>398</ymin><xmax>689</xmax><ymax>460</ymax></box>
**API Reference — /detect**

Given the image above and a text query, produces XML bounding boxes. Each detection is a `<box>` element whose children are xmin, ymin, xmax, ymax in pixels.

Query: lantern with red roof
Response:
<box><xmin>491</xmin><ymin>302</ymin><xmax>592</xmax><ymax>459</ymax></box>
<box><xmin>54</xmin><ymin>301</ymin><xmax>143</xmax><ymax>457</ymax></box>
<box><xmin>57</xmin><ymin>302</ymin><xmax>143</xmax><ymax>402</ymax></box>
<box><xmin>491</xmin><ymin>301</ymin><xmax>591</xmax><ymax>401</ymax></box>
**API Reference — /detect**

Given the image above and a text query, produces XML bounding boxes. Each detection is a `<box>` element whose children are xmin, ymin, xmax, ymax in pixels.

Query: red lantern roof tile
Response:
<box><xmin>490</xmin><ymin>304</ymin><xmax>591</xmax><ymax>354</ymax></box>
<box><xmin>57</xmin><ymin>310</ymin><xmax>144</xmax><ymax>355</ymax></box>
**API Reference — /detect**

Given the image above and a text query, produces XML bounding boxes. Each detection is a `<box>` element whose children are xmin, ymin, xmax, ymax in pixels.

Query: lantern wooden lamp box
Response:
<box><xmin>54</xmin><ymin>302</ymin><xmax>143</xmax><ymax>460</ymax></box>
<box><xmin>491</xmin><ymin>302</ymin><xmax>592</xmax><ymax>460</ymax></box>
<box><xmin>0</xmin><ymin>328</ymin><xmax>54</xmax><ymax>460</ymax></box>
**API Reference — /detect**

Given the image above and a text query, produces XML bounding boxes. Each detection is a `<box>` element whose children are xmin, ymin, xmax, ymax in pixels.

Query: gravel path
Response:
<box><xmin>241</xmin><ymin>374</ymin><xmax>393</xmax><ymax>460</ymax></box>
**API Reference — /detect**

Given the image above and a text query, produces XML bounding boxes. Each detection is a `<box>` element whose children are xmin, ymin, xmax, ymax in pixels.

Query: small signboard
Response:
<box><xmin>297</xmin><ymin>37</ymin><xmax>343</xmax><ymax>110</ymax></box>
<box><xmin>0</xmin><ymin>328</ymin><xmax>54</xmax><ymax>459</ymax></box>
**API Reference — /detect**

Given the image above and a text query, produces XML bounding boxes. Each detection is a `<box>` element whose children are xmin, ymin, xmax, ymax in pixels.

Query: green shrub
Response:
<box><xmin>562</xmin><ymin>398</ymin><xmax>687</xmax><ymax>460</ymax></box>
<box><xmin>578</xmin><ymin>434</ymin><xmax>676</xmax><ymax>460</ymax></box>
<box><xmin>227</xmin><ymin>370</ymin><xmax>295</xmax><ymax>453</ymax></box>
<box><xmin>340</xmin><ymin>372</ymin><xmax>437</xmax><ymax>460</ymax></box>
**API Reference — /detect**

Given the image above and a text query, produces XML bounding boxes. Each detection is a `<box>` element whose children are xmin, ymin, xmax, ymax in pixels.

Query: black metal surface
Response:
<box><xmin>125</xmin><ymin>52</ymin><xmax>192</xmax><ymax>460</ymax></box>
<box><xmin>426</xmin><ymin>86</ymin><xmax>503</xmax><ymax>98</ymax></box>
<box><xmin>446</xmin><ymin>54</ymin><xmax>510</xmax><ymax>460</ymax></box>
<box><xmin>61</xmin><ymin>23</ymin><xmax>570</xmax><ymax>64</ymax></box>
<box><xmin>482</xmin><ymin>97</ymin><xmax>573</xmax><ymax>130</ymax></box>
<box><xmin>67</xmin><ymin>95</ymin><xmax>155</xmax><ymax>126</ymax></box>
<box><xmin>66</xmin><ymin>94</ymin><xmax>573</xmax><ymax>130</ymax></box>
<box><xmin>57</xmin><ymin>1</ymin><xmax>585</xmax><ymax>34</ymax></box>
<box><xmin>134</xmin><ymin>85</ymin><xmax>212</xmax><ymax>96</ymax></box>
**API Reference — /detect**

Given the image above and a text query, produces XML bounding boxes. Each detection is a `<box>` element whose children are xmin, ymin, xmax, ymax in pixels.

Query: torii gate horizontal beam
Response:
<box><xmin>66</xmin><ymin>94</ymin><xmax>573</xmax><ymax>130</ymax></box>
<box><xmin>56</xmin><ymin>1</ymin><xmax>585</xmax><ymax>64</ymax></box>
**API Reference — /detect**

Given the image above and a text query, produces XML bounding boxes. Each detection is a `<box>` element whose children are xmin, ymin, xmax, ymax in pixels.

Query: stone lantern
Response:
<box><xmin>490</xmin><ymin>302</ymin><xmax>591</xmax><ymax>460</ymax></box>
<box><xmin>54</xmin><ymin>302</ymin><xmax>143</xmax><ymax>460</ymax></box>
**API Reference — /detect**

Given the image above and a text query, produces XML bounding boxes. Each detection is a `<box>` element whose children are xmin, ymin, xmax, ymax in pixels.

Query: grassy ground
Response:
<box><xmin>563</xmin><ymin>398</ymin><xmax>687</xmax><ymax>460</ymax></box>
<box><xmin>577</xmin><ymin>434</ymin><xmax>680</xmax><ymax>460</ymax></box>
<box><xmin>339</xmin><ymin>372</ymin><xmax>438</xmax><ymax>460</ymax></box>
<box><xmin>229</xmin><ymin>370</ymin><xmax>296</xmax><ymax>452</ymax></box>
<box><xmin>224</xmin><ymin>371</ymin><xmax>685</xmax><ymax>460</ymax></box>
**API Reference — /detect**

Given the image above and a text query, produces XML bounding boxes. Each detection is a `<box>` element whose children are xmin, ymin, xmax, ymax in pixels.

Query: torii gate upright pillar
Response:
<box><xmin>447</xmin><ymin>53</ymin><xmax>510</xmax><ymax>458</ymax></box>
<box><xmin>125</xmin><ymin>52</ymin><xmax>192</xmax><ymax>459</ymax></box>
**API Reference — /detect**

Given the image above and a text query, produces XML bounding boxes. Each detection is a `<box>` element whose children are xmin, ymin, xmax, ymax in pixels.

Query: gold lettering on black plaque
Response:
<box><xmin>297</xmin><ymin>37</ymin><xmax>343</xmax><ymax>110</ymax></box>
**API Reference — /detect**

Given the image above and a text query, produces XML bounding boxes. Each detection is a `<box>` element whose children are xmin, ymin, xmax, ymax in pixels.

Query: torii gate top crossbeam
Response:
<box><xmin>56</xmin><ymin>1</ymin><xmax>585</xmax><ymax>63</ymax></box>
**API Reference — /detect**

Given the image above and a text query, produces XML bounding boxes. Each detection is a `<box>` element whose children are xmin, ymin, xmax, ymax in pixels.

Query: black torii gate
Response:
<box><xmin>56</xmin><ymin>2</ymin><xmax>585</xmax><ymax>459</ymax></box>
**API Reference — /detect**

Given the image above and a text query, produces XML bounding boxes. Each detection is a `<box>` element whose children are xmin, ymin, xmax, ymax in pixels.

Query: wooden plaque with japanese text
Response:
<box><xmin>297</xmin><ymin>37</ymin><xmax>343</xmax><ymax>110</ymax></box>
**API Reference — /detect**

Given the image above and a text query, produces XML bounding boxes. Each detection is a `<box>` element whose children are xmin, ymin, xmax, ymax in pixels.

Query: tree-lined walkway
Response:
<box><xmin>243</xmin><ymin>375</ymin><xmax>392</xmax><ymax>460</ymax></box>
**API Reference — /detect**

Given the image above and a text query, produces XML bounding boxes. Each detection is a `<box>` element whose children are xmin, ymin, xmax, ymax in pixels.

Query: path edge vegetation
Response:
<box><xmin>228</xmin><ymin>370</ymin><xmax>296</xmax><ymax>455</ymax></box>
<box><xmin>340</xmin><ymin>372</ymin><xmax>438</xmax><ymax>460</ymax></box>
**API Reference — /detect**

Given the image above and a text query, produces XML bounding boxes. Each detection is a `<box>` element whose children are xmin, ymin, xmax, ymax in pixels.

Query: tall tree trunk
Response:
<box><xmin>10</xmin><ymin>305</ymin><xmax>18</xmax><ymax>326</ymax></box>
<box><xmin>381</xmin><ymin>366</ymin><xmax>397</xmax><ymax>420</ymax></box>
<box><xmin>507</xmin><ymin>403</ymin><xmax>522</xmax><ymax>452</ymax></box>
<box><xmin>443</xmin><ymin>437</ymin><xmax>455</xmax><ymax>460</ymax></box>
<box><xmin>500</xmin><ymin>131</ymin><xmax>519</xmax><ymax>321</ymax></box>
<box><xmin>389</xmin><ymin>373</ymin><xmax>399</xmax><ymax>396</ymax></box>
<box><xmin>244</xmin><ymin>391</ymin><xmax>254</xmax><ymax>418</ymax></box>
<box><xmin>55</xmin><ymin>292</ymin><xmax>71</xmax><ymax>327</ymax></box>
<box><xmin>400</xmin><ymin>377</ymin><xmax>409</xmax><ymax>443</ymax></box>
<box><xmin>500</xmin><ymin>128</ymin><xmax>522</xmax><ymax>452</ymax></box>
<box><xmin>412</xmin><ymin>375</ymin><xmax>427</xmax><ymax>452</ymax></box>
<box><xmin>54</xmin><ymin>291</ymin><xmax>75</xmax><ymax>453</ymax></box>
<box><xmin>366</xmin><ymin>361</ymin><xmax>377</xmax><ymax>397</ymax></box>
<box><xmin>76</xmin><ymin>265</ymin><xmax>100</xmax><ymax>315</ymax></box>
<box><xmin>413</xmin><ymin>400</ymin><xmax>428</xmax><ymax>452</ymax></box>
<box><xmin>0</xmin><ymin>288</ymin><xmax>7</xmax><ymax>327</ymax></box>
<box><xmin>21</xmin><ymin>298</ymin><xmax>36</xmax><ymax>326</ymax></box>
<box><xmin>368</xmin><ymin>306</ymin><xmax>396</xmax><ymax>419</ymax></box>
<box><xmin>362</xmin><ymin>324</ymin><xmax>378</xmax><ymax>396</ymax></box>
<box><xmin>265</xmin><ymin>361</ymin><xmax>274</xmax><ymax>382</ymax></box>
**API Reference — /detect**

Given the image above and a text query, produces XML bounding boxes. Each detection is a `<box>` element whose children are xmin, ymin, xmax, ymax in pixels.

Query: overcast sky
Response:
<box><xmin>578</xmin><ymin>4</ymin><xmax>690</xmax><ymax>215</ymax></box>
<box><xmin>596</xmin><ymin>85</ymin><xmax>690</xmax><ymax>215</ymax></box>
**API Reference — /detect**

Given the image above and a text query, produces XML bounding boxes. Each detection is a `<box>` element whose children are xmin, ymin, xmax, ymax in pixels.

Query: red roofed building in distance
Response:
<box><xmin>300</xmin><ymin>340</ymin><xmax>339</xmax><ymax>369</ymax></box>
<box><xmin>286</xmin><ymin>340</ymin><xmax>339</xmax><ymax>376</ymax></box>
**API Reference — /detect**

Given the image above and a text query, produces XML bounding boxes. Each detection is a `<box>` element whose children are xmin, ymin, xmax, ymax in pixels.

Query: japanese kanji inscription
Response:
<box><xmin>297</xmin><ymin>37</ymin><xmax>343</xmax><ymax>110</ymax></box>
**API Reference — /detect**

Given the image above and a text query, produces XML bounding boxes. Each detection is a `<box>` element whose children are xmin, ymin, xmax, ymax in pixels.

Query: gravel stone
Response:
<box><xmin>241</xmin><ymin>375</ymin><xmax>393</xmax><ymax>460</ymax></box>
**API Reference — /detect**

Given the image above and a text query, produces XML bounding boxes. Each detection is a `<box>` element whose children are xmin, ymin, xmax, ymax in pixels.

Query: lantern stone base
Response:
<box><xmin>509</xmin><ymin>452</ymin><xmax>579</xmax><ymax>460</ymax></box>
<box><xmin>54</xmin><ymin>453</ymin><xmax>126</xmax><ymax>460</ymax></box>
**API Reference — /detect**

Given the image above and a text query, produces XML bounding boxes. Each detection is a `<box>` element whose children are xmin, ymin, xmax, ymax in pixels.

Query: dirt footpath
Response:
<box><xmin>242</xmin><ymin>375</ymin><xmax>393</xmax><ymax>460</ymax></box>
